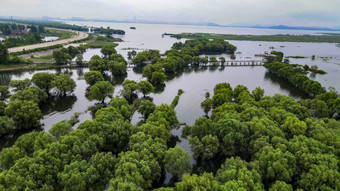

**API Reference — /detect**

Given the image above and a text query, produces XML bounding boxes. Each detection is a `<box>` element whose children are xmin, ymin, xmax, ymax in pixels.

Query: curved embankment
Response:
<box><xmin>8</xmin><ymin>30</ymin><xmax>88</xmax><ymax>53</ymax></box>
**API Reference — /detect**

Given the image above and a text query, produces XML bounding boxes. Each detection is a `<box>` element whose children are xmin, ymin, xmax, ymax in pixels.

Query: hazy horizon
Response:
<box><xmin>1</xmin><ymin>0</ymin><xmax>340</xmax><ymax>28</ymax></box>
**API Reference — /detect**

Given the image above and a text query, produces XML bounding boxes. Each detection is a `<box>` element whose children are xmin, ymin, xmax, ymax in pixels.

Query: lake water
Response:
<box><xmin>69</xmin><ymin>21</ymin><xmax>340</xmax><ymax>91</ymax></box>
<box><xmin>42</xmin><ymin>36</ymin><xmax>59</xmax><ymax>42</ymax></box>
<box><xmin>1</xmin><ymin>23</ymin><xmax>340</xmax><ymax>174</ymax></box>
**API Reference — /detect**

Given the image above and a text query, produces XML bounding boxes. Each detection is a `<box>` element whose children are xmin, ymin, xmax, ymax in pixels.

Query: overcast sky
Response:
<box><xmin>1</xmin><ymin>0</ymin><xmax>340</xmax><ymax>27</ymax></box>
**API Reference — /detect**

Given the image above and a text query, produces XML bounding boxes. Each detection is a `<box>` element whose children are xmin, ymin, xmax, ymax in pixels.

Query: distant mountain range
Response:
<box><xmin>249</xmin><ymin>25</ymin><xmax>340</xmax><ymax>31</ymax></box>
<box><xmin>62</xmin><ymin>18</ymin><xmax>340</xmax><ymax>32</ymax></box>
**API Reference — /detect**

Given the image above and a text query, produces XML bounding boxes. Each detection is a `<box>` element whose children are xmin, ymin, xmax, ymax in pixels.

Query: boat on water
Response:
<box><xmin>130</xmin><ymin>27</ymin><xmax>136</xmax><ymax>30</ymax></box>
<box><xmin>336</xmin><ymin>43</ymin><xmax>340</xmax><ymax>47</ymax></box>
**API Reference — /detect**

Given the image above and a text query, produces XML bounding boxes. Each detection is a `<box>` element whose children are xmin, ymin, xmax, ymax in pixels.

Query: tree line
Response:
<box><xmin>264</xmin><ymin>51</ymin><xmax>326</xmax><ymax>97</ymax></box>
<box><xmin>0</xmin><ymin>23</ymin><xmax>45</xmax><ymax>48</ymax></box>
<box><xmin>130</xmin><ymin>38</ymin><xmax>238</xmax><ymax>88</ymax></box>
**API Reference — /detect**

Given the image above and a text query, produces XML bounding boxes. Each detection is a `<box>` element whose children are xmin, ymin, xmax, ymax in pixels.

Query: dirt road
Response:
<box><xmin>8</xmin><ymin>30</ymin><xmax>88</xmax><ymax>53</ymax></box>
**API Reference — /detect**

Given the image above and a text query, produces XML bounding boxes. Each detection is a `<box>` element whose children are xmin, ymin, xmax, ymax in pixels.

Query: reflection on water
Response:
<box><xmin>40</xmin><ymin>96</ymin><xmax>77</xmax><ymax>115</ymax></box>
<box><xmin>42</xmin><ymin>36</ymin><xmax>59</xmax><ymax>42</ymax></box>
<box><xmin>264</xmin><ymin>71</ymin><xmax>309</xmax><ymax>99</ymax></box>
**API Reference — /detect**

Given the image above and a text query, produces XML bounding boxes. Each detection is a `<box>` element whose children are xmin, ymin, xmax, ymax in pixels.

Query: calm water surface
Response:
<box><xmin>42</xmin><ymin>36</ymin><xmax>59</xmax><ymax>42</ymax></box>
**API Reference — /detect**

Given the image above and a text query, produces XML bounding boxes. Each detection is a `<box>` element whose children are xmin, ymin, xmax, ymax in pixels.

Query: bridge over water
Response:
<box><xmin>32</xmin><ymin>59</ymin><xmax>266</xmax><ymax>67</ymax></box>
<box><xmin>125</xmin><ymin>59</ymin><xmax>266</xmax><ymax>67</ymax></box>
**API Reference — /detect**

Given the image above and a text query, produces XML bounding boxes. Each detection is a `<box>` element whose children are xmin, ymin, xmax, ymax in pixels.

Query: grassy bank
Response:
<box><xmin>45</xmin><ymin>28</ymin><xmax>75</xmax><ymax>40</ymax></box>
<box><xmin>166</xmin><ymin>33</ymin><xmax>340</xmax><ymax>43</ymax></box>
<box><xmin>85</xmin><ymin>35</ymin><xmax>122</xmax><ymax>48</ymax></box>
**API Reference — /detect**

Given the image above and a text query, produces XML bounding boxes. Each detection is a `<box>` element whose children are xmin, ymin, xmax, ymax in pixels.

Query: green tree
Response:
<box><xmin>53</xmin><ymin>50</ymin><xmax>72</xmax><ymax>65</ymax></box>
<box><xmin>138</xmin><ymin>81</ymin><xmax>154</xmax><ymax>97</ymax></box>
<box><xmin>209</xmin><ymin>56</ymin><xmax>219</xmax><ymax>66</ymax></box>
<box><xmin>269</xmin><ymin>181</ymin><xmax>293</xmax><ymax>191</ymax></box>
<box><xmin>219</xmin><ymin>57</ymin><xmax>226</xmax><ymax>66</ymax></box>
<box><xmin>10</xmin><ymin>86</ymin><xmax>48</xmax><ymax>104</ymax></box>
<box><xmin>280</xmin><ymin>116</ymin><xmax>307</xmax><ymax>138</ymax></box>
<box><xmin>258</xmin><ymin>146</ymin><xmax>296</xmax><ymax>184</ymax></box>
<box><xmin>137</xmin><ymin>123</ymin><xmax>171</xmax><ymax>142</ymax></box>
<box><xmin>110</xmin><ymin>53</ymin><xmax>127</xmax><ymax>64</ymax></box>
<box><xmin>147</xmin><ymin>104</ymin><xmax>179</xmax><ymax>130</ymax></box>
<box><xmin>67</xmin><ymin>46</ymin><xmax>79</xmax><ymax>58</ymax></box>
<box><xmin>121</xmin><ymin>80</ymin><xmax>139</xmax><ymax>101</ymax></box>
<box><xmin>52</xmin><ymin>74</ymin><xmax>76</xmax><ymax>96</ymax></box>
<box><xmin>201</xmin><ymin>97</ymin><xmax>213</xmax><ymax>116</ymax></box>
<box><xmin>38</xmin><ymin>25</ymin><xmax>45</xmax><ymax>33</ymax></box>
<box><xmin>76</xmin><ymin>54</ymin><xmax>83</xmax><ymax>66</ymax></box>
<box><xmin>214</xmin><ymin>82</ymin><xmax>233</xmax><ymax>92</ymax></box>
<box><xmin>252</xmin><ymin>87</ymin><xmax>265</xmax><ymax>101</ymax></box>
<box><xmin>0</xmin><ymin>85</ymin><xmax>10</xmax><ymax>101</ymax></box>
<box><xmin>189</xmin><ymin>135</ymin><xmax>219</xmax><ymax>159</ymax></box>
<box><xmin>0</xmin><ymin>43</ymin><xmax>9</xmax><ymax>64</ymax></box>
<box><xmin>0</xmin><ymin>116</ymin><xmax>14</xmax><ymax>137</ymax></box>
<box><xmin>108</xmin><ymin>61</ymin><xmax>127</xmax><ymax>76</ymax></box>
<box><xmin>49</xmin><ymin>120</ymin><xmax>72</xmax><ymax>140</ymax></box>
<box><xmin>31</xmin><ymin>73</ymin><xmax>57</xmax><ymax>93</ymax></box>
<box><xmin>9</xmin><ymin>78</ymin><xmax>31</xmax><ymax>91</ymax></box>
<box><xmin>164</xmin><ymin>146</ymin><xmax>192</xmax><ymax>178</ymax></box>
<box><xmin>101</xmin><ymin>44</ymin><xmax>117</xmax><ymax>58</ymax></box>
<box><xmin>0</xmin><ymin>131</ymin><xmax>53</xmax><ymax>170</ymax></box>
<box><xmin>127</xmin><ymin>50</ymin><xmax>137</xmax><ymax>60</ymax></box>
<box><xmin>175</xmin><ymin>173</ymin><xmax>220</xmax><ymax>190</ymax></box>
<box><xmin>60</xmin><ymin>152</ymin><xmax>117</xmax><ymax>191</ymax></box>
<box><xmin>109</xmin><ymin>97</ymin><xmax>133</xmax><ymax>120</ymax></box>
<box><xmin>183</xmin><ymin>54</ymin><xmax>193</xmax><ymax>66</ymax></box>
<box><xmin>89</xmin><ymin>56</ymin><xmax>107</xmax><ymax>74</ymax></box>
<box><xmin>216</xmin><ymin>119</ymin><xmax>249</xmax><ymax>156</ymax></box>
<box><xmin>5</xmin><ymin>100</ymin><xmax>43</xmax><ymax>129</ymax></box>
<box><xmin>0</xmin><ymin>101</ymin><xmax>6</xmax><ymax>115</ymax></box>
<box><xmin>137</xmin><ymin>99</ymin><xmax>156</xmax><ymax>119</ymax></box>
<box><xmin>300</xmin><ymin>99</ymin><xmax>330</xmax><ymax>118</ymax></box>
<box><xmin>216</xmin><ymin>157</ymin><xmax>264</xmax><ymax>191</ymax></box>
<box><xmin>234</xmin><ymin>85</ymin><xmax>249</xmax><ymax>99</ymax></box>
<box><xmin>298</xmin><ymin>164</ymin><xmax>340</xmax><ymax>191</ymax></box>
<box><xmin>212</xmin><ymin>92</ymin><xmax>232</xmax><ymax>108</ymax></box>
<box><xmin>88</xmin><ymin>81</ymin><xmax>114</xmax><ymax>103</ymax></box>
<box><xmin>84</xmin><ymin>71</ymin><xmax>105</xmax><ymax>86</ymax></box>
<box><xmin>151</xmin><ymin>71</ymin><xmax>167</xmax><ymax>85</ymax></box>
<box><xmin>201</xmin><ymin>57</ymin><xmax>209</xmax><ymax>66</ymax></box>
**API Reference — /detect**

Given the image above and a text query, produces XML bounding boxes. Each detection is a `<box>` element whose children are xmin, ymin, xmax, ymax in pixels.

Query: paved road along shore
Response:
<box><xmin>8</xmin><ymin>30</ymin><xmax>88</xmax><ymax>53</ymax></box>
